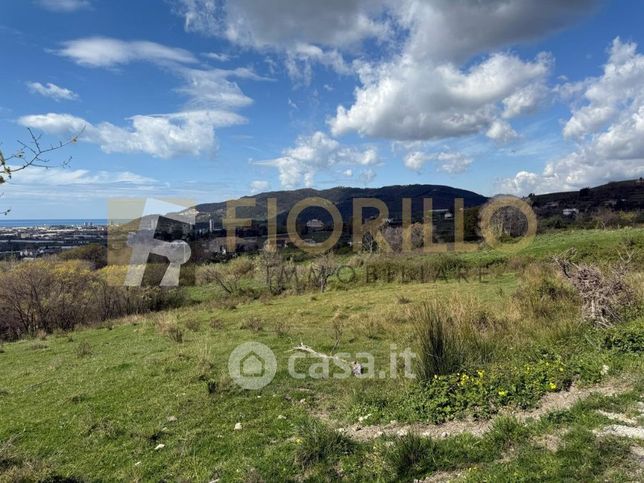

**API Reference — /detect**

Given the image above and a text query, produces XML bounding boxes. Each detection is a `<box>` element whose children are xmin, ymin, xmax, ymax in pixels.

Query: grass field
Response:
<box><xmin>0</xmin><ymin>228</ymin><xmax>642</xmax><ymax>481</ymax></box>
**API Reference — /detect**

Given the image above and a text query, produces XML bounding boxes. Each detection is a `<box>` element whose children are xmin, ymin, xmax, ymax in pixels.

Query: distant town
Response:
<box><xmin>0</xmin><ymin>222</ymin><xmax>107</xmax><ymax>260</ymax></box>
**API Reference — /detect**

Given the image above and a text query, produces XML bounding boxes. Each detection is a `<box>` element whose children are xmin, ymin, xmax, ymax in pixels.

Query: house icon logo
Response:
<box><xmin>241</xmin><ymin>352</ymin><xmax>265</xmax><ymax>377</ymax></box>
<box><xmin>228</xmin><ymin>342</ymin><xmax>277</xmax><ymax>390</ymax></box>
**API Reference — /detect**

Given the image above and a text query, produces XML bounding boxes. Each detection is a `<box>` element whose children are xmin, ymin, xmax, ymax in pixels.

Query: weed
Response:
<box><xmin>76</xmin><ymin>341</ymin><xmax>92</xmax><ymax>358</ymax></box>
<box><xmin>166</xmin><ymin>325</ymin><xmax>184</xmax><ymax>343</ymax></box>
<box><xmin>241</xmin><ymin>317</ymin><xmax>264</xmax><ymax>332</ymax></box>
<box><xmin>275</xmin><ymin>320</ymin><xmax>290</xmax><ymax>337</ymax></box>
<box><xmin>295</xmin><ymin>419</ymin><xmax>355</xmax><ymax>468</ymax></box>
<box><xmin>396</xmin><ymin>295</ymin><xmax>412</xmax><ymax>304</ymax></box>
<box><xmin>387</xmin><ymin>433</ymin><xmax>437</xmax><ymax>479</ymax></box>
<box><xmin>184</xmin><ymin>319</ymin><xmax>201</xmax><ymax>332</ymax></box>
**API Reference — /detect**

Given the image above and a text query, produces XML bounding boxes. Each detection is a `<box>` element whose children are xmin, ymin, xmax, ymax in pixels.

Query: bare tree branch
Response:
<box><xmin>0</xmin><ymin>127</ymin><xmax>83</xmax><ymax>215</ymax></box>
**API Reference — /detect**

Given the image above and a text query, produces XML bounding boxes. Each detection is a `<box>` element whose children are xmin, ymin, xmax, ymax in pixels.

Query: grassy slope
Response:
<box><xmin>0</xmin><ymin>228</ymin><xmax>642</xmax><ymax>481</ymax></box>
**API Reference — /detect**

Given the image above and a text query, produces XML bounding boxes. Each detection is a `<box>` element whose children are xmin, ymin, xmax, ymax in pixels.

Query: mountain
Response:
<box><xmin>193</xmin><ymin>184</ymin><xmax>489</xmax><ymax>227</ymax></box>
<box><xmin>529</xmin><ymin>179</ymin><xmax>644</xmax><ymax>216</ymax></box>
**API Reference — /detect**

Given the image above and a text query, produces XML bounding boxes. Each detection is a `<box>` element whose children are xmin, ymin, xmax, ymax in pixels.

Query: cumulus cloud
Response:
<box><xmin>331</xmin><ymin>52</ymin><xmax>551</xmax><ymax>141</ymax></box>
<box><xmin>259</xmin><ymin>131</ymin><xmax>379</xmax><ymax>188</ymax></box>
<box><xmin>37</xmin><ymin>0</ymin><xmax>91</xmax><ymax>12</ymax></box>
<box><xmin>403</xmin><ymin>151</ymin><xmax>430</xmax><ymax>172</ymax></box>
<box><xmin>173</xmin><ymin>0</ymin><xmax>392</xmax><ymax>82</ymax></box>
<box><xmin>175</xmin><ymin>0</ymin><xmax>390</xmax><ymax>49</ymax></box>
<box><xmin>503</xmin><ymin>38</ymin><xmax>644</xmax><ymax>194</ymax></box>
<box><xmin>18</xmin><ymin>110</ymin><xmax>245</xmax><ymax>159</ymax></box>
<box><xmin>173</xmin><ymin>1</ymin><xmax>595</xmax><ymax>129</ymax></box>
<box><xmin>26</xmin><ymin>81</ymin><xmax>78</xmax><ymax>101</ymax></box>
<box><xmin>57</xmin><ymin>37</ymin><xmax>197</xmax><ymax>67</ymax></box>
<box><xmin>486</xmin><ymin>119</ymin><xmax>519</xmax><ymax>143</ymax></box>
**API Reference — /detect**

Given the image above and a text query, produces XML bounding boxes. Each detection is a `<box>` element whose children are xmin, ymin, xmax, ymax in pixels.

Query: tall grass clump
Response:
<box><xmin>295</xmin><ymin>420</ymin><xmax>354</xmax><ymax>468</ymax></box>
<box><xmin>386</xmin><ymin>433</ymin><xmax>437</xmax><ymax>479</ymax></box>
<box><xmin>413</xmin><ymin>302</ymin><xmax>466</xmax><ymax>380</ymax></box>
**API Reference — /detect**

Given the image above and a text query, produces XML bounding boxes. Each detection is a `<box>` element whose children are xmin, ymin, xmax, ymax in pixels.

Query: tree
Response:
<box><xmin>0</xmin><ymin>127</ymin><xmax>82</xmax><ymax>215</ymax></box>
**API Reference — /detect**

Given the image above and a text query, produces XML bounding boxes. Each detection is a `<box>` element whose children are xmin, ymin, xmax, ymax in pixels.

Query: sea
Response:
<box><xmin>0</xmin><ymin>219</ymin><xmax>108</xmax><ymax>228</ymax></box>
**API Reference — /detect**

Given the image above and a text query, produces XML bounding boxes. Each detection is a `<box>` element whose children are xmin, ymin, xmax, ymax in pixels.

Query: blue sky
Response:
<box><xmin>1</xmin><ymin>0</ymin><xmax>643</xmax><ymax>218</ymax></box>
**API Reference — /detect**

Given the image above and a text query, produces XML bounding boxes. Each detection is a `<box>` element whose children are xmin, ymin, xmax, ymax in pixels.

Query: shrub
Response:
<box><xmin>295</xmin><ymin>420</ymin><xmax>354</xmax><ymax>468</ymax></box>
<box><xmin>603</xmin><ymin>319</ymin><xmax>644</xmax><ymax>353</ymax></box>
<box><xmin>0</xmin><ymin>260</ymin><xmax>185</xmax><ymax>341</ymax></box>
<box><xmin>198</xmin><ymin>258</ymin><xmax>255</xmax><ymax>294</ymax></box>
<box><xmin>58</xmin><ymin>243</ymin><xmax>107</xmax><ymax>268</ymax></box>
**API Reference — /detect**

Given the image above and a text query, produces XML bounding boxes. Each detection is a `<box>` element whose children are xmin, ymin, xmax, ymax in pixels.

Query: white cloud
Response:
<box><xmin>404</xmin><ymin>149</ymin><xmax>472</xmax><ymax>174</ymax></box>
<box><xmin>434</xmin><ymin>151</ymin><xmax>473</xmax><ymax>174</ymax></box>
<box><xmin>26</xmin><ymin>81</ymin><xmax>78</xmax><ymax>101</ymax></box>
<box><xmin>285</xmin><ymin>43</ymin><xmax>350</xmax><ymax>84</ymax></box>
<box><xmin>404</xmin><ymin>151</ymin><xmax>430</xmax><ymax>172</ymax></box>
<box><xmin>259</xmin><ymin>131</ymin><xmax>379</xmax><ymax>188</ymax></box>
<box><xmin>503</xmin><ymin>38</ymin><xmax>644</xmax><ymax>194</ymax></box>
<box><xmin>37</xmin><ymin>0</ymin><xmax>91</xmax><ymax>12</ymax></box>
<box><xmin>8</xmin><ymin>166</ymin><xmax>156</xmax><ymax>186</ymax></box>
<box><xmin>343</xmin><ymin>169</ymin><xmax>353</xmax><ymax>177</ymax></box>
<box><xmin>173</xmin><ymin>1</ymin><xmax>595</xmax><ymax>129</ymax></box>
<box><xmin>57</xmin><ymin>37</ymin><xmax>197</xmax><ymax>67</ymax></box>
<box><xmin>29</xmin><ymin>37</ymin><xmax>267</xmax><ymax>159</ymax></box>
<box><xmin>18</xmin><ymin>110</ymin><xmax>245</xmax><ymax>159</ymax></box>
<box><xmin>486</xmin><ymin>119</ymin><xmax>518</xmax><ymax>143</ymax></box>
<box><xmin>173</xmin><ymin>0</ymin><xmax>391</xmax><ymax>83</ymax></box>
<box><xmin>249</xmin><ymin>180</ymin><xmax>269</xmax><ymax>193</ymax></box>
<box><xmin>175</xmin><ymin>67</ymin><xmax>257</xmax><ymax>109</ymax></box>
<box><xmin>331</xmin><ymin>52</ymin><xmax>551</xmax><ymax>141</ymax></box>
<box><xmin>502</xmin><ymin>82</ymin><xmax>549</xmax><ymax>118</ymax></box>
<box><xmin>202</xmin><ymin>52</ymin><xmax>231</xmax><ymax>62</ymax></box>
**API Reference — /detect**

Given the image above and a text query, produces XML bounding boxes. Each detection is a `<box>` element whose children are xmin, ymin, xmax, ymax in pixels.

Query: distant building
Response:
<box><xmin>305</xmin><ymin>219</ymin><xmax>325</xmax><ymax>230</ymax></box>
<box><xmin>562</xmin><ymin>208</ymin><xmax>579</xmax><ymax>217</ymax></box>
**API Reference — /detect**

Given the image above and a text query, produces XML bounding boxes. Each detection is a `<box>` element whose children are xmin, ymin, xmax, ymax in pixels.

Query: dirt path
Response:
<box><xmin>339</xmin><ymin>378</ymin><xmax>633</xmax><ymax>442</ymax></box>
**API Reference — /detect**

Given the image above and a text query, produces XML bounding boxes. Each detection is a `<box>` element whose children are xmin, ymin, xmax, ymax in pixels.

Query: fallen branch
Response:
<box><xmin>289</xmin><ymin>343</ymin><xmax>363</xmax><ymax>375</ymax></box>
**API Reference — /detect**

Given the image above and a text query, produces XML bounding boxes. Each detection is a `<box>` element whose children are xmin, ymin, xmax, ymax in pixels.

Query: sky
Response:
<box><xmin>1</xmin><ymin>0</ymin><xmax>644</xmax><ymax>219</ymax></box>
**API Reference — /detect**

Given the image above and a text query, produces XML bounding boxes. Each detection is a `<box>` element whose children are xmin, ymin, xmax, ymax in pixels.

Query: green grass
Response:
<box><xmin>0</xmin><ymin>228</ymin><xmax>642</xmax><ymax>481</ymax></box>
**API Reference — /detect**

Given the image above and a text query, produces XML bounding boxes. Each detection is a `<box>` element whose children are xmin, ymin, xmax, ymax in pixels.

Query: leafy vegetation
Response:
<box><xmin>0</xmin><ymin>228</ymin><xmax>642</xmax><ymax>481</ymax></box>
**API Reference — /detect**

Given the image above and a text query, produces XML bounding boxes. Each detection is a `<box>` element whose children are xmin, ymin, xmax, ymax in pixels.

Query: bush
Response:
<box><xmin>58</xmin><ymin>243</ymin><xmax>107</xmax><ymax>268</ymax></box>
<box><xmin>603</xmin><ymin>319</ymin><xmax>644</xmax><ymax>353</ymax></box>
<box><xmin>197</xmin><ymin>258</ymin><xmax>255</xmax><ymax>294</ymax></box>
<box><xmin>0</xmin><ymin>260</ymin><xmax>185</xmax><ymax>341</ymax></box>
